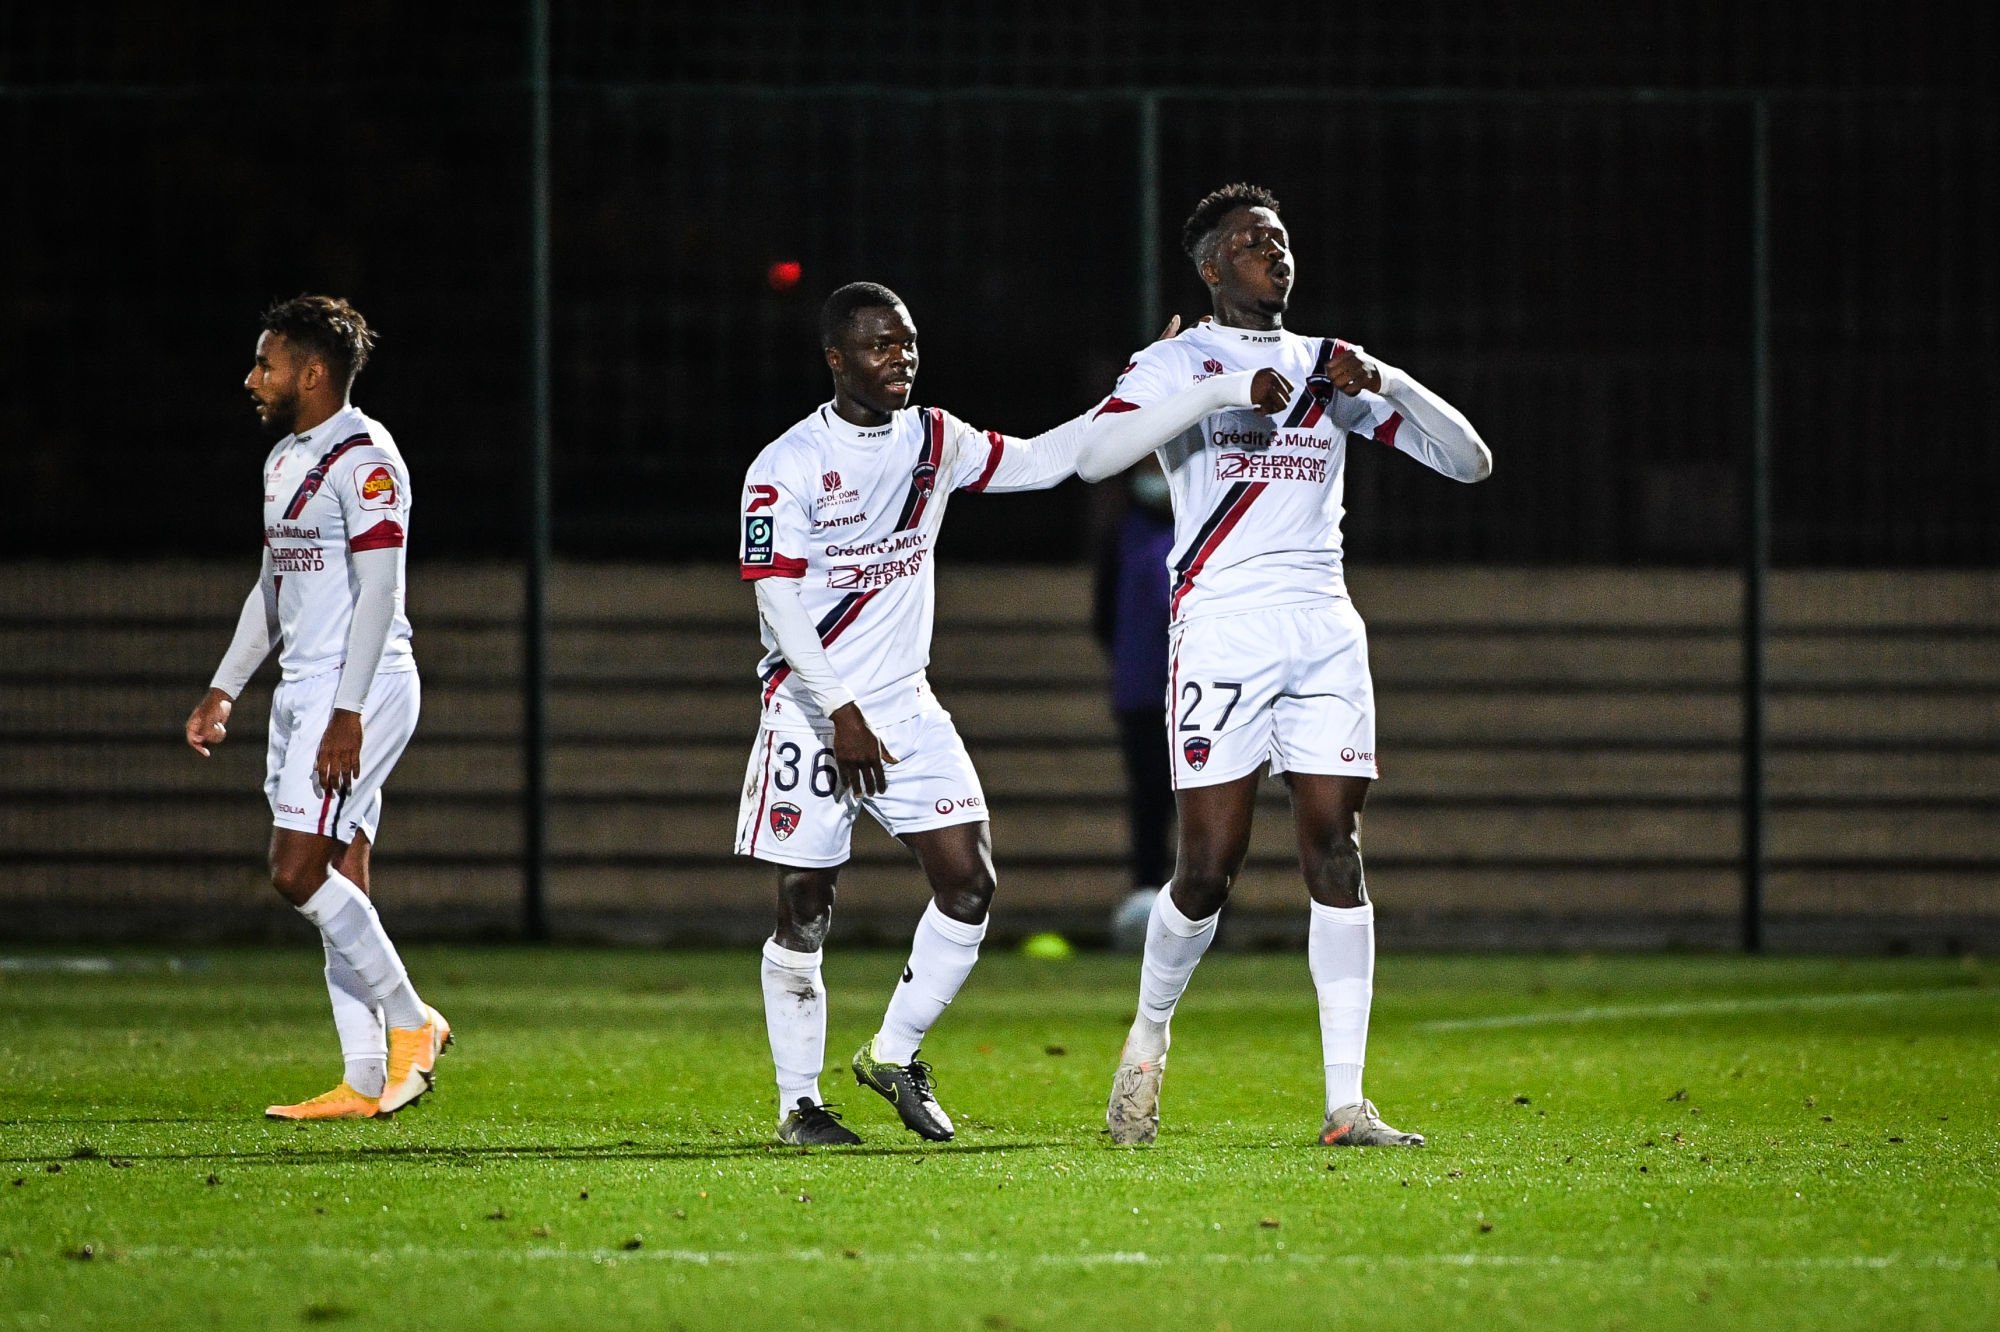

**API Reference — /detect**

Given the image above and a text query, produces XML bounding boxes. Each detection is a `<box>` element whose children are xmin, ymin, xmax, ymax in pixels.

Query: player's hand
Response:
<box><xmin>1328</xmin><ymin>343</ymin><xmax>1380</xmax><ymax>396</ymax></box>
<box><xmin>314</xmin><ymin>708</ymin><xmax>364</xmax><ymax>797</ymax></box>
<box><xmin>1250</xmin><ymin>368</ymin><xmax>1296</xmax><ymax>414</ymax></box>
<box><xmin>184</xmin><ymin>688</ymin><xmax>234</xmax><ymax>758</ymax></box>
<box><xmin>830</xmin><ymin>702</ymin><xmax>898</xmax><ymax>798</ymax></box>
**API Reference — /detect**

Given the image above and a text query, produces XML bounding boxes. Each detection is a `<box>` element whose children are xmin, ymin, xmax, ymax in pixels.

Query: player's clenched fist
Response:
<box><xmin>830</xmin><ymin>702</ymin><xmax>897</xmax><ymax>798</ymax></box>
<box><xmin>1327</xmin><ymin>343</ymin><xmax>1380</xmax><ymax>396</ymax></box>
<box><xmin>1250</xmin><ymin>367</ymin><xmax>1296</xmax><ymax>414</ymax></box>
<box><xmin>185</xmin><ymin>687</ymin><xmax>234</xmax><ymax>757</ymax></box>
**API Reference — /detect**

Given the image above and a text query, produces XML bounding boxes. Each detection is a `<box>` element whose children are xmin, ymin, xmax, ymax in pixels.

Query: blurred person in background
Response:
<box><xmin>1092</xmin><ymin>463</ymin><xmax>1177</xmax><ymax>950</ymax></box>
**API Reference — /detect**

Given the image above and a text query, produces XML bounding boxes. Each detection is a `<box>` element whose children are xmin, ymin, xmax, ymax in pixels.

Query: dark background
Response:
<box><xmin>4</xmin><ymin>3</ymin><xmax>1993</xmax><ymax>568</ymax></box>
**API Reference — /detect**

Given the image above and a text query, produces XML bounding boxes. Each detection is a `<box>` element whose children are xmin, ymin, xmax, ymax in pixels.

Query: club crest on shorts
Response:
<box><xmin>769</xmin><ymin>802</ymin><xmax>802</xmax><ymax>840</ymax></box>
<box><xmin>1183</xmin><ymin>736</ymin><xmax>1212</xmax><ymax>771</ymax></box>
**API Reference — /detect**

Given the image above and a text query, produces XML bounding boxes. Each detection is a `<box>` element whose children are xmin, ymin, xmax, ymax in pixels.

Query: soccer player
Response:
<box><xmin>1077</xmin><ymin>184</ymin><xmax>1492</xmax><ymax>1147</ymax></box>
<box><xmin>737</xmin><ymin>282</ymin><xmax>1274</xmax><ymax>1147</ymax></box>
<box><xmin>184</xmin><ymin>295</ymin><xmax>450</xmax><ymax>1121</ymax></box>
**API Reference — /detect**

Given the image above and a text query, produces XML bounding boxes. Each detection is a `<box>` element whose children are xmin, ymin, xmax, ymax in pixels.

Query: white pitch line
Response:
<box><xmin>1416</xmin><ymin>986</ymin><xmax>1996</xmax><ymax>1032</ymax></box>
<box><xmin>108</xmin><ymin>1244</ymin><xmax>1984</xmax><ymax>1272</ymax></box>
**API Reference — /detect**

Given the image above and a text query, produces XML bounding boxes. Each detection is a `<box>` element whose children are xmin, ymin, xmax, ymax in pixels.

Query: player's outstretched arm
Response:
<box><xmin>1075</xmin><ymin>367</ymin><xmax>1293</xmax><ymax>483</ymax></box>
<box><xmin>962</xmin><ymin>319</ymin><xmax>1219</xmax><ymax>495</ymax></box>
<box><xmin>1334</xmin><ymin>345</ymin><xmax>1491</xmax><ymax>483</ymax></box>
<box><xmin>189</xmin><ymin>552</ymin><xmax>279</xmax><ymax>756</ymax></box>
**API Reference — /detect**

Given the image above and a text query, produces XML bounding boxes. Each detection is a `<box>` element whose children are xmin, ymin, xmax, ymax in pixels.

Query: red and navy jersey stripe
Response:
<box><xmin>893</xmin><ymin>408</ymin><xmax>946</xmax><ymax>531</ymax></box>
<box><xmin>1282</xmin><ymin>340</ymin><xmax>1339</xmax><ymax>431</ymax></box>
<box><xmin>1170</xmin><ymin>480</ymin><xmax>1267</xmax><ymax>618</ymax></box>
<box><xmin>758</xmin><ymin>587</ymin><xmax>883</xmax><ymax>705</ymax></box>
<box><xmin>281</xmin><ymin>433</ymin><xmax>373</xmax><ymax>520</ymax></box>
<box><xmin>963</xmin><ymin>430</ymin><xmax>1006</xmax><ymax>493</ymax></box>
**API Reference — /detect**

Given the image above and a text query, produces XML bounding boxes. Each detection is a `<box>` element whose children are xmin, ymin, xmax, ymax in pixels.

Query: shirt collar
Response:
<box><xmin>1196</xmin><ymin>322</ymin><xmax>1288</xmax><ymax>346</ymax></box>
<box><xmin>816</xmin><ymin>402</ymin><xmax>900</xmax><ymax>444</ymax></box>
<box><xmin>291</xmin><ymin>404</ymin><xmax>361</xmax><ymax>451</ymax></box>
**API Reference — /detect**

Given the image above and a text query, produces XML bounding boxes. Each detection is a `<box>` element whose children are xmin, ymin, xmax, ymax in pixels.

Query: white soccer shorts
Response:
<box><xmin>264</xmin><ymin>667</ymin><xmax>420</xmax><ymax>844</ymax></box>
<box><xmin>734</xmin><ymin>702</ymin><xmax>989</xmax><ymax>868</ymax></box>
<box><xmin>1167</xmin><ymin>600</ymin><xmax>1378</xmax><ymax>789</ymax></box>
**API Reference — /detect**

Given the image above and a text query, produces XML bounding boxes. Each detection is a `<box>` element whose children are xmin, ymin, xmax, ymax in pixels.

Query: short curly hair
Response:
<box><xmin>819</xmin><ymin>281</ymin><xmax>908</xmax><ymax>349</ymax></box>
<box><xmin>1181</xmin><ymin>183</ymin><xmax>1283</xmax><ymax>267</ymax></box>
<box><xmin>260</xmin><ymin>294</ymin><xmax>375</xmax><ymax>390</ymax></box>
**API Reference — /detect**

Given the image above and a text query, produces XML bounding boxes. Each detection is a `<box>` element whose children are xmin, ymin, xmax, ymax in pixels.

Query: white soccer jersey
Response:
<box><xmin>260</xmin><ymin>405</ymin><xmax>416</xmax><ymax>682</ymax></box>
<box><xmin>1098</xmin><ymin>322</ymin><xmax>1407</xmax><ymax>623</ymax></box>
<box><xmin>739</xmin><ymin>401</ymin><xmax>1071</xmax><ymax>727</ymax></box>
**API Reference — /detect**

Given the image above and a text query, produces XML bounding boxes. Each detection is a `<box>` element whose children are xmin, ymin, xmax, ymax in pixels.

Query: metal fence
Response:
<box><xmin>2</xmin><ymin>9</ymin><xmax>1994</xmax><ymax>948</ymax></box>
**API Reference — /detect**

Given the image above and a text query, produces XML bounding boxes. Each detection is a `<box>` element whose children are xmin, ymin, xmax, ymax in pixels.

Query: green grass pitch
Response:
<box><xmin>3</xmin><ymin>946</ymin><xmax>1996</xmax><ymax>1330</ymax></box>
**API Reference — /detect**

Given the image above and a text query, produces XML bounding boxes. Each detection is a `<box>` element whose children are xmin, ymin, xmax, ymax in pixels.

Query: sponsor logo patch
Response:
<box><xmin>746</xmin><ymin>485</ymin><xmax>778</xmax><ymax>512</ymax></box>
<box><xmin>826</xmin><ymin>549</ymin><xmax>926</xmax><ymax>590</ymax></box>
<box><xmin>1216</xmin><ymin>452</ymin><xmax>1327</xmax><ymax>483</ymax></box>
<box><xmin>1341</xmin><ymin>748</ymin><xmax>1375</xmax><ymax>765</ymax></box>
<box><xmin>743</xmin><ymin>514</ymin><xmax>775</xmax><ymax>565</ymax></box>
<box><xmin>822</xmin><ymin>471</ymin><xmax>842</xmax><ymax>492</ymax></box>
<box><xmin>1202</xmin><ymin>358</ymin><xmax>1225</xmax><ymax>374</ymax></box>
<box><xmin>355</xmin><ymin>464</ymin><xmax>399</xmax><ymax>511</ymax></box>
<box><xmin>1183</xmin><ymin>736</ymin><xmax>1212</xmax><ymax>771</ymax></box>
<box><xmin>769</xmin><ymin>802</ymin><xmax>802</xmax><ymax>840</ymax></box>
<box><xmin>932</xmin><ymin>795</ymin><xmax>985</xmax><ymax>816</ymax></box>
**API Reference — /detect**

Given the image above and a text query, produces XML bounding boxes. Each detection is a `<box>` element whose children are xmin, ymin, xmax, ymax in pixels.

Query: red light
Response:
<box><xmin>766</xmin><ymin>260</ymin><xmax>802</xmax><ymax>292</ymax></box>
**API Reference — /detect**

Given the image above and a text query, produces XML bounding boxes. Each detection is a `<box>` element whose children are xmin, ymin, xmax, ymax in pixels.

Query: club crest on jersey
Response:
<box><xmin>355</xmin><ymin>464</ymin><xmax>399</xmax><ymax>511</ymax></box>
<box><xmin>769</xmin><ymin>802</ymin><xmax>802</xmax><ymax>840</ymax></box>
<box><xmin>1183</xmin><ymin>736</ymin><xmax>1212</xmax><ymax>771</ymax></box>
<box><xmin>911</xmin><ymin>459</ymin><xmax>937</xmax><ymax>497</ymax></box>
<box><xmin>743</xmin><ymin>514</ymin><xmax>774</xmax><ymax>565</ymax></box>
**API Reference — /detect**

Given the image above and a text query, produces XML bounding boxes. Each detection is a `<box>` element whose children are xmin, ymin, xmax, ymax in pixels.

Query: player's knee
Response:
<box><xmin>267</xmin><ymin>855</ymin><xmax>325</xmax><ymax>904</ymax></box>
<box><xmin>1173</xmin><ymin>863</ymin><xmax>1234</xmax><ymax>919</ymax></box>
<box><xmin>776</xmin><ymin>871</ymin><xmax>837</xmax><ymax>950</ymax></box>
<box><xmin>1305</xmin><ymin>835</ymin><xmax>1367</xmax><ymax>907</ymax></box>
<box><xmin>931</xmin><ymin>863</ymin><xmax>995</xmax><ymax>925</ymax></box>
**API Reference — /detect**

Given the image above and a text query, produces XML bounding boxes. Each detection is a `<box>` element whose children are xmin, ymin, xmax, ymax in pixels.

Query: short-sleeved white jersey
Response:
<box><xmin>1099</xmin><ymin>322</ymin><xmax>1405</xmax><ymax>623</ymax></box>
<box><xmin>739</xmin><ymin>401</ymin><xmax>1057</xmax><ymax>727</ymax></box>
<box><xmin>260</xmin><ymin>405</ymin><xmax>416</xmax><ymax>682</ymax></box>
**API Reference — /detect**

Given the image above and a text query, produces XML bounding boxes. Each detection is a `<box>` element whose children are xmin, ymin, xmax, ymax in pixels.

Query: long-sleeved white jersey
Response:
<box><xmin>739</xmin><ymin>401</ymin><xmax>1079</xmax><ymax>727</ymax></box>
<box><xmin>255</xmin><ymin>404</ymin><xmax>415</xmax><ymax>682</ymax></box>
<box><xmin>1091</xmin><ymin>321</ymin><xmax>1484</xmax><ymax>623</ymax></box>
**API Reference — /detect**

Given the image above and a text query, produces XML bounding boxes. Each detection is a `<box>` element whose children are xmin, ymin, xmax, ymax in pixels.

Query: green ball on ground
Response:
<box><xmin>1020</xmin><ymin>931</ymin><xmax>1074</xmax><ymax>959</ymax></box>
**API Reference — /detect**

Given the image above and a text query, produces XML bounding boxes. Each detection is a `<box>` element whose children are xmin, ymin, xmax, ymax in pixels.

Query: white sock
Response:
<box><xmin>761</xmin><ymin>938</ymin><xmax>827</xmax><ymax>1118</ymax></box>
<box><xmin>1310</xmin><ymin>898</ymin><xmax>1374</xmax><ymax>1112</ymax></box>
<box><xmin>874</xmin><ymin>901</ymin><xmax>987</xmax><ymax>1064</ymax></box>
<box><xmin>323</xmin><ymin>940</ymin><xmax>387</xmax><ymax>1097</ymax></box>
<box><xmin>296</xmin><ymin>870</ymin><xmax>426</xmax><ymax>1030</ymax></box>
<box><xmin>1136</xmin><ymin>883</ymin><xmax>1218</xmax><ymax>1032</ymax></box>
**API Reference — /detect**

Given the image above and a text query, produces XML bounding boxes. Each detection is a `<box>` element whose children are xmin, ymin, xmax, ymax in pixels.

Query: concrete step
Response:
<box><xmin>6</xmin><ymin>738</ymin><xmax>1995</xmax><ymax>801</ymax></box>
<box><xmin>10</xmin><ymin>793</ymin><xmax>1996</xmax><ymax>862</ymax></box>
<box><xmin>9</xmin><ymin>563</ymin><xmax>1995</xmax><ymax>629</ymax></box>
<box><xmin>6</xmin><ymin>862</ymin><xmax>1991</xmax><ymax>936</ymax></box>
<box><xmin>10</xmin><ymin>622</ymin><xmax>1999</xmax><ymax>690</ymax></box>
<box><xmin>10</xmin><ymin>680</ymin><xmax>1996</xmax><ymax>744</ymax></box>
